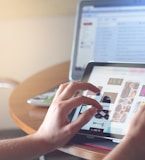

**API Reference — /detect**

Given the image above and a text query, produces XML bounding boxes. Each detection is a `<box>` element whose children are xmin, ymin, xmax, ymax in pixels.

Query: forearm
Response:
<box><xmin>104</xmin><ymin>137</ymin><xmax>145</xmax><ymax>160</ymax></box>
<box><xmin>0</xmin><ymin>133</ymin><xmax>51</xmax><ymax>160</ymax></box>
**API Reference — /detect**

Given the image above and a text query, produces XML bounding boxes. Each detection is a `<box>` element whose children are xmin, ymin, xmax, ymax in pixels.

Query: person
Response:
<box><xmin>0</xmin><ymin>81</ymin><xmax>144</xmax><ymax>160</ymax></box>
<box><xmin>0</xmin><ymin>81</ymin><xmax>102</xmax><ymax>160</ymax></box>
<box><xmin>103</xmin><ymin>101</ymin><xmax>145</xmax><ymax>160</ymax></box>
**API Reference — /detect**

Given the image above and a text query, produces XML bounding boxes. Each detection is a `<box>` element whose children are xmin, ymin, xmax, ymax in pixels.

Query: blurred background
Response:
<box><xmin>0</xmin><ymin>0</ymin><xmax>81</xmax><ymax>130</ymax></box>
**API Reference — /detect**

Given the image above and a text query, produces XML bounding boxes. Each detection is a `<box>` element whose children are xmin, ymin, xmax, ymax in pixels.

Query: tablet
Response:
<box><xmin>70</xmin><ymin>62</ymin><xmax>145</xmax><ymax>143</ymax></box>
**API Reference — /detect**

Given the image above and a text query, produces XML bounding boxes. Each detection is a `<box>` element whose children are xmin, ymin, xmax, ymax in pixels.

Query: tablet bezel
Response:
<box><xmin>70</xmin><ymin>62</ymin><xmax>145</xmax><ymax>143</ymax></box>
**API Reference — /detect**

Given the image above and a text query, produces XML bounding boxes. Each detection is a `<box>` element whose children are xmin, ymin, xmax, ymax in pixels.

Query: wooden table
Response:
<box><xmin>9</xmin><ymin>61</ymin><xmax>109</xmax><ymax>160</ymax></box>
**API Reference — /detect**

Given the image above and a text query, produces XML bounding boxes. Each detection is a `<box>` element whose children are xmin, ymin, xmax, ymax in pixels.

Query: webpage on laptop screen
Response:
<box><xmin>76</xmin><ymin>5</ymin><xmax>145</xmax><ymax>71</ymax></box>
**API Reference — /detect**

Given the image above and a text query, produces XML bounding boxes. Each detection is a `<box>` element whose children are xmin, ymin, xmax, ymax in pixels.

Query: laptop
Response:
<box><xmin>27</xmin><ymin>0</ymin><xmax>145</xmax><ymax>107</ymax></box>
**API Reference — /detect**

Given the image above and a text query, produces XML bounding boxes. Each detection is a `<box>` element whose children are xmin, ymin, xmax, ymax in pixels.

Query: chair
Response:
<box><xmin>0</xmin><ymin>77</ymin><xmax>19</xmax><ymax>130</ymax></box>
<box><xmin>0</xmin><ymin>77</ymin><xmax>19</xmax><ymax>88</ymax></box>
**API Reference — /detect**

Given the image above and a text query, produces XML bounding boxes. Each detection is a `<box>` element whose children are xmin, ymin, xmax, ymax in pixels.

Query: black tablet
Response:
<box><xmin>70</xmin><ymin>62</ymin><xmax>145</xmax><ymax>143</ymax></box>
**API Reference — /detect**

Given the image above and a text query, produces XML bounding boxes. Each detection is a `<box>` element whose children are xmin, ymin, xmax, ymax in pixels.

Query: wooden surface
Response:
<box><xmin>9</xmin><ymin>61</ymin><xmax>109</xmax><ymax>160</ymax></box>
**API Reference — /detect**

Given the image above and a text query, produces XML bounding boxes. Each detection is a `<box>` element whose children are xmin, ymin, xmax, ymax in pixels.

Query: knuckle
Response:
<box><xmin>77</xmin><ymin>95</ymin><xmax>96</xmax><ymax>105</ymax></box>
<box><xmin>68</xmin><ymin>81</ymin><xmax>78</xmax><ymax>88</ymax></box>
<box><xmin>54</xmin><ymin>101</ymin><xmax>64</xmax><ymax>108</ymax></box>
<box><xmin>79</xmin><ymin>95</ymin><xmax>85</xmax><ymax>99</ymax></box>
<box><xmin>77</xmin><ymin>95</ymin><xmax>87</xmax><ymax>102</ymax></box>
<box><xmin>65</xmin><ymin>125</ymin><xmax>75</xmax><ymax>136</ymax></box>
<box><xmin>59</xmin><ymin>83</ymin><xmax>67</xmax><ymax>89</ymax></box>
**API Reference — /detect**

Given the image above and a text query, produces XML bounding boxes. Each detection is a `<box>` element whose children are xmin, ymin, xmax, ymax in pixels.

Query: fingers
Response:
<box><xmin>49</xmin><ymin>81</ymin><xmax>102</xmax><ymax>137</ymax></box>
<box><xmin>53</xmin><ymin>83</ymin><xmax>68</xmax><ymax>99</ymax></box>
<box><xmin>137</xmin><ymin>103</ymin><xmax>145</xmax><ymax>114</ymax></box>
<box><xmin>54</xmin><ymin>81</ymin><xmax>100</xmax><ymax>101</ymax></box>
<box><xmin>131</xmin><ymin>104</ymin><xmax>145</xmax><ymax>123</ymax></box>
<box><xmin>126</xmin><ymin>104</ymin><xmax>145</xmax><ymax>136</ymax></box>
<box><xmin>62</xmin><ymin>95</ymin><xmax>102</xmax><ymax>113</ymax></box>
<box><xmin>66</xmin><ymin>107</ymin><xmax>97</xmax><ymax>135</ymax></box>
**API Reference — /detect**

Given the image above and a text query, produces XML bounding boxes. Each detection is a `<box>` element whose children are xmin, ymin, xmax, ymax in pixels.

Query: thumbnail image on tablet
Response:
<box><xmin>70</xmin><ymin>62</ymin><xmax>145</xmax><ymax>143</ymax></box>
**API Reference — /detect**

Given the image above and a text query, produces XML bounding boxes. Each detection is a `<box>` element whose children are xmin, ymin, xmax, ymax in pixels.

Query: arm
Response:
<box><xmin>104</xmin><ymin>104</ymin><xmax>145</xmax><ymax>160</ymax></box>
<box><xmin>0</xmin><ymin>82</ymin><xmax>102</xmax><ymax>160</ymax></box>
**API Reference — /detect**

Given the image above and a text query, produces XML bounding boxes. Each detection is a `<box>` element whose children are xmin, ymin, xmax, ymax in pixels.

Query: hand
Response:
<box><xmin>36</xmin><ymin>81</ymin><xmax>102</xmax><ymax>152</ymax></box>
<box><xmin>123</xmin><ymin>104</ymin><xmax>145</xmax><ymax>159</ymax></box>
<box><xmin>126</xmin><ymin>104</ymin><xmax>145</xmax><ymax>139</ymax></box>
<box><xmin>104</xmin><ymin>105</ymin><xmax>145</xmax><ymax>160</ymax></box>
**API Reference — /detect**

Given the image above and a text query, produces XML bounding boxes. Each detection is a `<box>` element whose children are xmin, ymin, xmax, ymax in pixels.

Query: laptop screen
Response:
<box><xmin>69</xmin><ymin>0</ymin><xmax>145</xmax><ymax>81</ymax></box>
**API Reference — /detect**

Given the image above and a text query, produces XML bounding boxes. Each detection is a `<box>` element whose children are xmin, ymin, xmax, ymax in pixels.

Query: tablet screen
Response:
<box><xmin>71</xmin><ymin>62</ymin><xmax>145</xmax><ymax>142</ymax></box>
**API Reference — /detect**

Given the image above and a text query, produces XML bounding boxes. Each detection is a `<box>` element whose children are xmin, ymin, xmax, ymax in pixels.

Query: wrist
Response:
<box><xmin>122</xmin><ymin>135</ymin><xmax>145</xmax><ymax>160</ymax></box>
<box><xmin>31</xmin><ymin>132</ymin><xmax>54</xmax><ymax>156</ymax></box>
<box><xmin>104</xmin><ymin>136</ymin><xmax>145</xmax><ymax>160</ymax></box>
